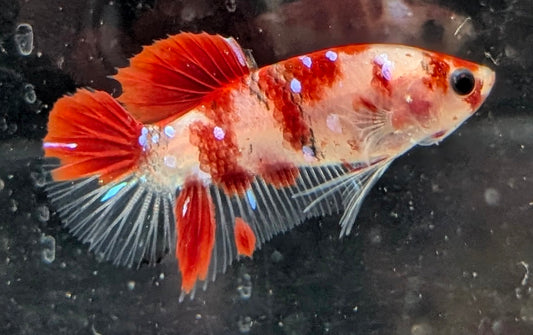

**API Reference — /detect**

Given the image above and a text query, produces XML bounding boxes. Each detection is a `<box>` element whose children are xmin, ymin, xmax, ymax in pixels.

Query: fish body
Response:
<box><xmin>43</xmin><ymin>33</ymin><xmax>495</xmax><ymax>298</ymax></box>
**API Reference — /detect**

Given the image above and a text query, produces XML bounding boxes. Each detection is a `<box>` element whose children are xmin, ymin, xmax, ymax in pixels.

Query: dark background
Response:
<box><xmin>0</xmin><ymin>0</ymin><xmax>532</xmax><ymax>334</ymax></box>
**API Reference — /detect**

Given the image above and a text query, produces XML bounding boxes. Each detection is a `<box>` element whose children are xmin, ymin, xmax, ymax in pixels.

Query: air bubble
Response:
<box><xmin>8</xmin><ymin>199</ymin><xmax>18</xmax><ymax>212</ymax></box>
<box><xmin>14</xmin><ymin>23</ymin><xmax>34</xmax><ymax>56</ymax></box>
<box><xmin>225</xmin><ymin>0</ymin><xmax>237</xmax><ymax>12</ymax></box>
<box><xmin>40</xmin><ymin>235</ymin><xmax>56</xmax><ymax>264</ymax></box>
<box><xmin>30</xmin><ymin>171</ymin><xmax>47</xmax><ymax>188</ymax></box>
<box><xmin>23</xmin><ymin>84</ymin><xmax>36</xmax><ymax>104</ymax></box>
<box><xmin>0</xmin><ymin>178</ymin><xmax>4</xmax><ymax>191</ymax></box>
<box><xmin>484</xmin><ymin>187</ymin><xmax>500</xmax><ymax>206</ymax></box>
<box><xmin>237</xmin><ymin>272</ymin><xmax>252</xmax><ymax>299</ymax></box>
<box><xmin>237</xmin><ymin>315</ymin><xmax>252</xmax><ymax>333</ymax></box>
<box><xmin>35</xmin><ymin>204</ymin><xmax>50</xmax><ymax>222</ymax></box>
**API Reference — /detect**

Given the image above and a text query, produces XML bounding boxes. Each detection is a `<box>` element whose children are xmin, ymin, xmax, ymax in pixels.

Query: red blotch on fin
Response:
<box><xmin>234</xmin><ymin>217</ymin><xmax>256</xmax><ymax>258</ymax></box>
<box><xmin>43</xmin><ymin>89</ymin><xmax>143</xmax><ymax>184</ymax></box>
<box><xmin>115</xmin><ymin>32</ymin><xmax>251</xmax><ymax>123</ymax></box>
<box><xmin>175</xmin><ymin>179</ymin><xmax>216</xmax><ymax>293</ymax></box>
<box><xmin>260</xmin><ymin>163</ymin><xmax>299</xmax><ymax>188</ymax></box>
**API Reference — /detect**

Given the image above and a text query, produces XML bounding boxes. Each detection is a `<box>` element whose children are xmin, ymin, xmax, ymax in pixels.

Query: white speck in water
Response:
<box><xmin>40</xmin><ymin>235</ymin><xmax>56</xmax><ymax>264</ymax></box>
<box><xmin>23</xmin><ymin>84</ymin><xmax>36</xmax><ymax>104</ymax></box>
<box><xmin>127</xmin><ymin>280</ymin><xmax>135</xmax><ymax>291</ymax></box>
<box><xmin>14</xmin><ymin>23</ymin><xmax>34</xmax><ymax>56</ymax></box>
<box><xmin>299</xmin><ymin>55</ymin><xmax>312</xmax><ymax>68</ymax></box>
<box><xmin>326</xmin><ymin>113</ymin><xmax>342</xmax><ymax>133</ymax></box>
<box><xmin>484</xmin><ymin>187</ymin><xmax>500</xmax><ymax>206</ymax></box>
<box><xmin>35</xmin><ymin>204</ymin><xmax>50</xmax><ymax>222</ymax></box>
<box><xmin>213</xmin><ymin>126</ymin><xmax>225</xmax><ymax>140</ymax></box>
<box><xmin>164</xmin><ymin>125</ymin><xmax>175</xmax><ymax>138</ymax></box>
<box><xmin>290</xmin><ymin>78</ymin><xmax>301</xmax><ymax>93</ymax></box>
<box><xmin>164</xmin><ymin>155</ymin><xmax>176</xmax><ymax>168</ymax></box>
<box><xmin>9</xmin><ymin>199</ymin><xmax>18</xmax><ymax>213</ymax></box>
<box><xmin>325</xmin><ymin>50</ymin><xmax>338</xmax><ymax>62</ymax></box>
<box><xmin>225</xmin><ymin>0</ymin><xmax>237</xmax><ymax>12</ymax></box>
<box><xmin>0</xmin><ymin>178</ymin><xmax>4</xmax><ymax>191</ymax></box>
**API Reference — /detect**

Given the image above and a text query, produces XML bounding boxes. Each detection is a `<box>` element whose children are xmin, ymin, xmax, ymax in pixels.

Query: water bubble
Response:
<box><xmin>484</xmin><ymin>187</ymin><xmax>501</xmax><ymax>206</ymax></box>
<box><xmin>7</xmin><ymin>123</ymin><xmax>17</xmax><ymax>135</ymax></box>
<box><xmin>225</xmin><ymin>0</ymin><xmax>237</xmax><ymax>12</ymax></box>
<box><xmin>8</xmin><ymin>199</ymin><xmax>18</xmax><ymax>212</ymax></box>
<box><xmin>35</xmin><ymin>204</ymin><xmax>50</xmax><ymax>222</ymax></box>
<box><xmin>270</xmin><ymin>250</ymin><xmax>283</xmax><ymax>263</ymax></box>
<box><xmin>30</xmin><ymin>171</ymin><xmax>47</xmax><ymax>188</ymax></box>
<box><xmin>14</xmin><ymin>23</ymin><xmax>34</xmax><ymax>56</ymax></box>
<box><xmin>23</xmin><ymin>84</ymin><xmax>36</xmax><ymax>104</ymax></box>
<box><xmin>40</xmin><ymin>235</ymin><xmax>56</xmax><ymax>264</ymax></box>
<box><xmin>127</xmin><ymin>280</ymin><xmax>135</xmax><ymax>290</ymax></box>
<box><xmin>237</xmin><ymin>272</ymin><xmax>252</xmax><ymax>300</ymax></box>
<box><xmin>0</xmin><ymin>178</ymin><xmax>4</xmax><ymax>192</ymax></box>
<box><xmin>237</xmin><ymin>315</ymin><xmax>252</xmax><ymax>333</ymax></box>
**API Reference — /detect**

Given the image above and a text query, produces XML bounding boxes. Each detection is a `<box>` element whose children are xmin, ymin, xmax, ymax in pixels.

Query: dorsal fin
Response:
<box><xmin>114</xmin><ymin>32</ymin><xmax>252</xmax><ymax>123</ymax></box>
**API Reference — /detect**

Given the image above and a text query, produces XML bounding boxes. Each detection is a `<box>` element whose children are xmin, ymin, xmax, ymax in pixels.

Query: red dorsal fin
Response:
<box><xmin>43</xmin><ymin>89</ymin><xmax>143</xmax><ymax>184</ymax></box>
<box><xmin>114</xmin><ymin>32</ymin><xmax>251</xmax><ymax>123</ymax></box>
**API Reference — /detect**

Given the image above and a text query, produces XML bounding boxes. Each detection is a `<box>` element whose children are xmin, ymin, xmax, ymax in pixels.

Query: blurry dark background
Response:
<box><xmin>0</xmin><ymin>0</ymin><xmax>532</xmax><ymax>334</ymax></box>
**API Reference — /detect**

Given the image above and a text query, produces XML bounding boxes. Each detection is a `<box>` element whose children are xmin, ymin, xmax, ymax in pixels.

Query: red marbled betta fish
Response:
<box><xmin>43</xmin><ymin>32</ymin><xmax>495</xmax><ymax>299</ymax></box>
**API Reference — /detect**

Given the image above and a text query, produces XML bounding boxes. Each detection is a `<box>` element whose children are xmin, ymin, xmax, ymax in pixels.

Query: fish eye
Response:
<box><xmin>450</xmin><ymin>69</ymin><xmax>475</xmax><ymax>95</ymax></box>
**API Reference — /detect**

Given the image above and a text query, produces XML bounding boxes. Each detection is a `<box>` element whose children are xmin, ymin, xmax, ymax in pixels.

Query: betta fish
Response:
<box><xmin>43</xmin><ymin>32</ymin><xmax>495</xmax><ymax>300</ymax></box>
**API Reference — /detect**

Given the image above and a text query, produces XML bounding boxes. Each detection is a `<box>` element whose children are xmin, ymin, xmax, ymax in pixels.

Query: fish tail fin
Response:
<box><xmin>43</xmin><ymin>89</ymin><xmax>175</xmax><ymax>267</ymax></box>
<box><xmin>43</xmin><ymin>89</ymin><xmax>144</xmax><ymax>184</ymax></box>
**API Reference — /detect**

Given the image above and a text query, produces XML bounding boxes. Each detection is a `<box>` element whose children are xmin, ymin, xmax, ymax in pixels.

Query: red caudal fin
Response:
<box><xmin>43</xmin><ymin>89</ymin><xmax>144</xmax><ymax>184</ymax></box>
<box><xmin>114</xmin><ymin>32</ymin><xmax>252</xmax><ymax>123</ymax></box>
<box><xmin>175</xmin><ymin>179</ymin><xmax>216</xmax><ymax>295</ymax></box>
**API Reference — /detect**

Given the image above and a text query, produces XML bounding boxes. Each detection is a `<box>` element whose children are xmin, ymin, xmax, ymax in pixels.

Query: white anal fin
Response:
<box><xmin>46</xmin><ymin>174</ymin><xmax>175</xmax><ymax>268</ymax></box>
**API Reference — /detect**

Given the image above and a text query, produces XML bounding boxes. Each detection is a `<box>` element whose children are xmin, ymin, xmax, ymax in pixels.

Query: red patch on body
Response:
<box><xmin>190</xmin><ymin>88</ymin><xmax>253</xmax><ymax>195</ymax></box>
<box><xmin>175</xmin><ymin>179</ymin><xmax>216</xmax><ymax>293</ymax></box>
<box><xmin>355</xmin><ymin>97</ymin><xmax>378</xmax><ymax>113</ymax></box>
<box><xmin>190</xmin><ymin>121</ymin><xmax>252</xmax><ymax>195</ymax></box>
<box><xmin>422</xmin><ymin>53</ymin><xmax>450</xmax><ymax>92</ymax></box>
<box><xmin>257</xmin><ymin>49</ymin><xmax>341</xmax><ymax>150</ymax></box>
<box><xmin>234</xmin><ymin>217</ymin><xmax>256</xmax><ymax>257</ymax></box>
<box><xmin>464</xmin><ymin>80</ymin><xmax>483</xmax><ymax>110</ymax></box>
<box><xmin>260</xmin><ymin>163</ymin><xmax>299</xmax><ymax>188</ymax></box>
<box><xmin>408</xmin><ymin>99</ymin><xmax>432</xmax><ymax>126</ymax></box>
<box><xmin>371</xmin><ymin>62</ymin><xmax>392</xmax><ymax>96</ymax></box>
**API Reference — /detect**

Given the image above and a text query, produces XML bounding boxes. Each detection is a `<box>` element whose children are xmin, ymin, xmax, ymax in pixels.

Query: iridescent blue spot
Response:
<box><xmin>101</xmin><ymin>182</ymin><xmax>127</xmax><ymax>202</ymax></box>
<box><xmin>43</xmin><ymin>142</ymin><xmax>78</xmax><ymax>149</ymax></box>
<box><xmin>164</xmin><ymin>125</ymin><xmax>175</xmax><ymax>138</ymax></box>
<box><xmin>290</xmin><ymin>78</ymin><xmax>302</xmax><ymax>94</ymax></box>
<box><xmin>138</xmin><ymin>134</ymin><xmax>147</xmax><ymax>147</ymax></box>
<box><xmin>325</xmin><ymin>50</ymin><xmax>338</xmax><ymax>62</ymax></box>
<box><xmin>246</xmin><ymin>189</ymin><xmax>257</xmax><ymax>210</ymax></box>
<box><xmin>299</xmin><ymin>55</ymin><xmax>312</xmax><ymax>68</ymax></box>
<box><xmin>141</xmin><ymin>127</ymin><xmax>148</xmax><ymax>135</ymax></box>
<box><xmin>151</xmin><ymin>133</ymin><xmax>159</xmax><ymax>144</ymax></box>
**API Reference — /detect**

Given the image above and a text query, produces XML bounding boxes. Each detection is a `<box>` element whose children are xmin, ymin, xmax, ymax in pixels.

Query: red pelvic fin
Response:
<box><xmin>114</xmin><ymin>32</ymin><xmax>251</xmax><ymax>123</ymax></box>
<box><xmin>175</xmin><ymin>179</ymin><xmax>216</xmax><ymax>293</ymax></box>
<box><xmin>43</xmin><ymin>89</ymin><xmax>144</xmax><ymax>184</ymax></box>
<box><xmin>234</xmin><ymin>217</ymin><xmax>256</xmax><ymax>258</ymax></box>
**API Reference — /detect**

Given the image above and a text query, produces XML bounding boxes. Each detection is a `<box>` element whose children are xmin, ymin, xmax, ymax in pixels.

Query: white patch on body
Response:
<box><xmin>373</xmin><ymin>53</ymin><xmax>394</xmax><ymax>81</ymax></box>
<box><xmin>326</xmin><ymin>113</ymin><xmax>343</xmax><ymax>133</ymax></box>
<box><xmin>290</xmin><ymin>78</ymin><xmax>302</xmax><ymax>93</ymax></box>
<box><xmin>299</xmin><ymin>55</ymin><xmax>312</xmax><ymax>68</ymax></box>
<box><xmin>164</xmin><ymin>155</ymin><xmax>177</xmax><ymax>168</ymax></box>
<box><xmin>325</xmin><ymin>50</ymin><xmax>338</xmax><ymax>62</ymax></box>
<box><xmin>213</xmin><ymin>126</ymin><xmax>225</xmax><ymax>140</ymax></box>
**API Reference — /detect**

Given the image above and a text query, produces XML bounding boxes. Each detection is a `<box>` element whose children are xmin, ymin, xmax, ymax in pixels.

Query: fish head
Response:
<box><xmin>384</xmin><ymin>48</ymin><xmax>496</xmax><ymax>146</ymax></box>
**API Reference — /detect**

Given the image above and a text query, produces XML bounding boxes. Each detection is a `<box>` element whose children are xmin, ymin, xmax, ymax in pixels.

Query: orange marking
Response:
<box><xmin>175</xmin><ymin>179</ymin><xmax>216</xmax><ymax>293</ymax></box>
<box><xmin>260</xmin><ymin>163</ymin><xmax>299</xmax><ymax>188</ymax></box>
<box><xmin>234</xmin><ymin>217</ymin><xmax>256</xmax><ymax>258</ymax></box>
